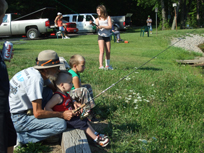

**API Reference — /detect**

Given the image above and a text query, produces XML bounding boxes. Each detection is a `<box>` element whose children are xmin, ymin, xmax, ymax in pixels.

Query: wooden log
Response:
<box><xmin>61</xmin><ymin>128</ymin><xmax>91</xmax><ymax>153</ymax></box>
<box><xmin>176</xmin><ymin>59</ymin><xmax>204</xmax><ymax>64</ymax></box>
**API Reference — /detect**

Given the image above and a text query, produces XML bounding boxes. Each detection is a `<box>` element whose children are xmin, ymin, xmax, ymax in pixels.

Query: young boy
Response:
<box><xmin>68</xmin><ymin>55</ymin><xmax>98</xmax><ymax>122</ymax></box>
<box><xmin>45</xmin><ymin>71</ymin><xmax>109</xmax><ymax>147</ymax></box>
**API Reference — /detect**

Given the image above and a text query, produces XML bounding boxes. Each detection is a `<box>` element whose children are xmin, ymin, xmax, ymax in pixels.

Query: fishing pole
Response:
<box><xmin>53</xmin><ymin>0</ymin><xmax>197</xmax><ymax>112</ymax></box>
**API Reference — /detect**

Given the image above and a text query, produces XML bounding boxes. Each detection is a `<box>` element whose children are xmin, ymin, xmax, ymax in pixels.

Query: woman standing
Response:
<box><xmin>91</xmin><ymin>5</ymin><xmax>113</xmax><ymax>70</ymax></box>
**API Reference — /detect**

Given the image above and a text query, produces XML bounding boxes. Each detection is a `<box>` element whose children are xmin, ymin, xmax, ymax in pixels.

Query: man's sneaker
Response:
<box><xmin>65</xmin><ymin>36</ymin><xmax>70</xmax><ymax>39</ymax></box>
<box><xmin>62</xmin><ymin>37</ymin><xmax>65</xmax><ymax>39</ymax></box>
<box><xmin>99</xmin><ymin>66</ymin><xmax>105</xmax><ymax>70</ymax></box>
<box><xmin>105</xmin><ymin>65</ymin><xmax>114</xmax><ymax>70</ymax></box>
<box><xmin>95</xmin><ymin>135</ymin><xmax>109</xmax><ymax>147</ymax></box>
<box><xmin>14</xmin><ymin>141</ymin><xmax>23</xmax><ymax>150</ymax></box>
<box><xmin>116</xmin><ymin>40</ymin><xmax>119</xmax><ymax>43</ymax></box>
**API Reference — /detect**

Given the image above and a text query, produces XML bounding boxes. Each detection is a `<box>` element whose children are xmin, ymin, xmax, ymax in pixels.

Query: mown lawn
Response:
<box><xmin>4</xmin><ymin>28</ymin><xmax>204</xmax><ymax>152</ymax></box>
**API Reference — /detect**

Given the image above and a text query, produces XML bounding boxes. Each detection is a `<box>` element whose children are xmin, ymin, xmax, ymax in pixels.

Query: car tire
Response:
<box><xmin>27</xmin><ymin>28</ymin><xmax>40</xmax><ymax>39</ymax></box>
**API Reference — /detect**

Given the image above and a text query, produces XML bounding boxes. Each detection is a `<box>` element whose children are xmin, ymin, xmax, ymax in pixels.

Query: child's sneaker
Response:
<box><xmin>95</xmin><ymin>132</ymin><xmax>109</xmax><ymax>139</ymax></box>
<box><xmin>105</xmin><ymin>65</ymin><xmax>114</xmax><ymax>70</ymax></box>
<box><xmin>65</xmin><ymin>36</ymin><xmax>70</xmax><ymax>39</ymax></box>
<box><xmin>95</xmin><ymin>135</ymin><xmax>109</xmax><ymax>147</ymax></box>
<box><xmin>99</xmin><ymin>66</ymin><xmax>105</xmax><ymax>70</ymax></box>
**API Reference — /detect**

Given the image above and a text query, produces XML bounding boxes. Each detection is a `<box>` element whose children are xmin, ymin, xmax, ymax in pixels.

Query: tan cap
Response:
<box><xmin>34</xmin><ymin>50</ymin><xmax>62</xmax><ymax>69</ymax></box>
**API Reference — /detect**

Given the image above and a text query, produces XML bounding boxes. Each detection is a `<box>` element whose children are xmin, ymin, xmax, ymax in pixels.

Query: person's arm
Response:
<box><xmin>54</xmin><ymin>16</ymin><xmax>59</xmax><ymax>26</ymax></box>
<box><xmin>44</xmin><ymin>94</ymin><xmax>62</xmax><ymax>111</ymax></box>
<box><xmin>98</xmin><ymin>16</ymin><xmax>112</xmax><ymax>30</ymax></box>
<box><xmin>72</xmin><ymin>76</ymin><xmax>81</xmax><ymax>89</ymax></box>
<box><xmin>32</xmin><ymin>99</ymin><xmax>74</xmax><ymax>120</ymax></box>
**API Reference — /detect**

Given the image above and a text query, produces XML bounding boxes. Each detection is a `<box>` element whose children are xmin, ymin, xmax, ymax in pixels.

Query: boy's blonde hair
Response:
<box><xmin>0</xmin><ymin>0</ymin><xmax>8</xmax><ymax>16</ymax></box>
<box><xmin>55</xmin><ymin>71</ymin><xmax>72</xmax><ymax>86</ymax></box>
<box><xmin>96</xmin><ymin>5</ymin><xmax>108</xmax><ymax>20</ymax></box>
<box><xmin>69</xmin><ymin>54</ymin><xmax>85</xmax><ymax>68</ymax></box>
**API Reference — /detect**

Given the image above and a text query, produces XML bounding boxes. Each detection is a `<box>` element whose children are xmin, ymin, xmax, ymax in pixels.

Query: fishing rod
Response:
<box><xmin>54</xmin><ymin>0</ymin><xmax>197</xmax><ymax>114</ymax></box>
<box><xmin>76</xmin><ymin>29</ymin><xmax>197</xmax><ymax>118</ymax></box>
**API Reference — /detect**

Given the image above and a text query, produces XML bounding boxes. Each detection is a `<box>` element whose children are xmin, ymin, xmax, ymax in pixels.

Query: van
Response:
<box><xmin>62</xmin><ymin>13</ymin><xmax>98</xmax><ymax>33</ymax></box>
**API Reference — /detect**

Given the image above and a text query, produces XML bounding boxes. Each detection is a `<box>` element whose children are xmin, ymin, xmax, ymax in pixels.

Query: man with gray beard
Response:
<box><xmin>9</xmin><ymin>50</ymin><xmax>74</xmax><ymax>147</ymax></box>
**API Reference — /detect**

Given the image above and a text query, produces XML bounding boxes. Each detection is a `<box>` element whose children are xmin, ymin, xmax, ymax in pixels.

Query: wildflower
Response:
<box><xmin>152</xmin><ymin>84</ymin><xmax>154</xmax><ymax>86</ymax></box>
<box><xmin>154</xmin><ymin>90</ymin><xmax>156</xmax><ymax>92</ymax></box>
<box><xmin>168</xmin><ymin>93</ymin><xmax>171</xmax><ymax>95</ymax></box>
<box><xmin>128</xmin><ymin>95</ymin><xmax>132</xmax><ymax>97</ymax></box>
<box><xmin>137</xmin><ymin>96</ymin><xmax>141</xmax><ymax>99</ymax></box>
<box><xmin>129</xmin><ymin>90</ymin><xmax>133</xmax><ymax>92</ymax></box>
<box><xmin>125</xmin><ymin>77</ymin><xmax>131</xmax><ymax>81</ymax></box>
<box><xmin>134</xmin><ymin>106</ymin><xmax>138</xmax><ymax>109</ymax></box>
<box><xmin>116</xmin><ymin>89</ymin><xmax>118</xmax><ymax>90</ymax></box>
<box><xmin>135</xmin><ymin>72</ymin><xmax>139</xmax><ymax>73</ymax></box>
<box><xmin>134</xmin><ymin>99</ymin><xmax>138</xmax><ymax>103</ymax></box>
<box><xmin>133</xmin><ymin>92</ymin><xmax>136</xmax><ymax>95</ymax></box>
<box><xmin>146</xmin><ymin>100</ymin><xmax>150</xmax><ymax>102</ymax></box>
<box><xmin>118</xmin><ymin>96</ymin><xmax>121</xmax><ymax>99</ymax></box>
<box><xmin>128</xmin><ymin>98</ymin><xmax>131</xmax><ymax>100</ymax></box>
<box><xmin>125</xmin><ymin>100</ymin><xmax>129</xmax><ymax>103</ymax></box>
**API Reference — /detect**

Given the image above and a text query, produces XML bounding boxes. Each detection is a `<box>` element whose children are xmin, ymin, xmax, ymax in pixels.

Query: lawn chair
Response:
<box><xmin>54</xmin><ymin>27</ymin><xmax>65</xmax><ymax>39</ymax></box>
<box><xmin>140</xmin><ymin>26</ymin><xmax>150</xmax><ymax>37</ymax></box>
<box><xmin>110</xmin><ymin>32</ymin><xmax>116</xmax><ymax>42</ymax></box>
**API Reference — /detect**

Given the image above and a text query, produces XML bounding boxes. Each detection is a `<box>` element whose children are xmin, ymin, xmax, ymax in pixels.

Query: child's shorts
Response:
<box><xmin>66</xmin><ymin>116</ymin><xmax>89</xmax><ymax>130</ymax></box>
<box><xmin>59</xmin><ymin>26</ymin><xmax>65</xmax><ymax>31</ymax></box>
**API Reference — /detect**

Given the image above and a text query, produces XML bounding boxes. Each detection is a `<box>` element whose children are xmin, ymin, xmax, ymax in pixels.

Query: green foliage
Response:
<box><xmin>14</xmin><ymin>142</ymin><xmax>51</xmax><ymax>153</ymax></box>
<box><xmin>6</xmin><ymin>28</ymin><xmax>204</xmax><ymax>152</ymax></box>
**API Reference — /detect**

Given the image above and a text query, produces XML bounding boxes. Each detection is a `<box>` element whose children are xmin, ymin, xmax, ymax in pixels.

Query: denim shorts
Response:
<box><xmin>59</xmin><ymin>26</ymin><xmax>65</xmax><ymax>31</ymax></box>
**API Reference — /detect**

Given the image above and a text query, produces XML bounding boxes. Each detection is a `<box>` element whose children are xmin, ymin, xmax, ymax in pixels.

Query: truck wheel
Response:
<box><xmin>27</xmin><ymin>28</ymin><xmax>39</xmax><ymax>39</ymax></box>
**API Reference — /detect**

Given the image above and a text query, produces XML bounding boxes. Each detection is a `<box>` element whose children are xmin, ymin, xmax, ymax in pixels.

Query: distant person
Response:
<box><xmin>111</xmin><ymin>24</ymin><xmax>123</xmax><ymax>43</ymax></box>
<box><xmin>44</xmin><ymin>72</ymin><xmax>109</xmax><ymax>148</ymax></box>
<box><xmin>54</xmin><ymin>12</ymin><xmax>69</xmax><ymax>39</ymax></box>
<box><xmin>0</xmin><ymin>0</ymin><xmax>17</xmax><ymax>153</ymax></box>
<box><xmin>90</xmin><ymin>5</ymin><xmax>113</xmax><ymax>70</ymax></box>
<box><xmin>63</xmin><ymin>23</ymin><xmax>70</xmax><ymax>39</ymax></box>
<box><xmin>146</xmin><ymin>15</ymin><xmax>152</xmax><ymax>34</ymax></box>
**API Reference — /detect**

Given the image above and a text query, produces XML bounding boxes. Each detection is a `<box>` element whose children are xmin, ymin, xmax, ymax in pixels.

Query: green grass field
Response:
<box><xmin>5</xmin><ymin>28</ymin><xmax>204</xmax><ymax>152</ymax></box>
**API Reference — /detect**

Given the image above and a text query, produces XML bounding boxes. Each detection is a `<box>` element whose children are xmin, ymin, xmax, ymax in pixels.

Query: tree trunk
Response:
<box><xmin>161</xmin><ymin>0</ymin><xmax>166</xmax><ymax>30</ymax></box>
<box><xmin>197</xmin><ymin>0</ymin><xmax>200</xmax><ymax>27</ymax></box>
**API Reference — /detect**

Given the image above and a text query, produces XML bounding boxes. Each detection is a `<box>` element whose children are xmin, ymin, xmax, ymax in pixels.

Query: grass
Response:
<box><xmin>5</xmin><ymin>27</ymin><xmax>204</xmax><ymax>152</ymax></box>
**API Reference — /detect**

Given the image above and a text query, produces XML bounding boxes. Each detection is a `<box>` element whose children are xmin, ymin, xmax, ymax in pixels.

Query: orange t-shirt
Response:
<box><xmin>57</xmin><ymin>18</ymin><xmax>63</xmax><ymax>27</ymax></box>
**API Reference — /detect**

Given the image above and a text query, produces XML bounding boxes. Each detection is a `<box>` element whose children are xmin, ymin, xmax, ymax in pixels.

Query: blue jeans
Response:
<box><xmin>11</xmin><ymin>87</ymin><xmax>67</xmax><ymax>144</ymax></box>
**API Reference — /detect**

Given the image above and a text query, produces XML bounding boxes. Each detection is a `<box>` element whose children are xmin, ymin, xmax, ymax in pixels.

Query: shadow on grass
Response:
<box><xmin>139</xmin><ymin>67</ymin><xmax>163</xmax><ymax>71</ymax></box>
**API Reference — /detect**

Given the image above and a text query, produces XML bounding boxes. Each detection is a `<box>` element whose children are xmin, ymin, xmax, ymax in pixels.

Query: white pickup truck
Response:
<box><xmin>0</xmin><ymin>7</ymin><xmax>56</xmax><ymax>39</ymax></box>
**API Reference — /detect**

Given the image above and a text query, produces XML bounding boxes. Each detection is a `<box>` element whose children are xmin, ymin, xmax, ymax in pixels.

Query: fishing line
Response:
<box><xmin>54</xmin><ymin>0</ymin><xmax>197</xmax><ymax>107</ymax></box>
<box><xmin>92</xmin><ymin>29</ymin><xmax>197</xmax><ymax>106</ymax></box>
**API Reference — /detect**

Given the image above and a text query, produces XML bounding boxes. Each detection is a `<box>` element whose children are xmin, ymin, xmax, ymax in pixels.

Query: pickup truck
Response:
<box><xmin>111</xmin><ymin>13</ymin><xmax>133</xmax><ymax>31</ymax></box>
<box><xmin>0</xmin><ymin>7</ymin><xmax>56</xmax><ymax>39</ymax></box>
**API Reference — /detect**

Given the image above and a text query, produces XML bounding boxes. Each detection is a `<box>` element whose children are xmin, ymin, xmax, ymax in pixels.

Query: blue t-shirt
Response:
<box><xmin>68</xmin><ymin>69</ymin><xmax>81</xmax><ymax>90</ymax></box>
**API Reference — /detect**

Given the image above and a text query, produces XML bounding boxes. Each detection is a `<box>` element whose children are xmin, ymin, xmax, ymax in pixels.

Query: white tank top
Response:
<box><xmin>98</xmin><ymin>16</ymin><xmax>111</xmax><ymax>37</ymax></box>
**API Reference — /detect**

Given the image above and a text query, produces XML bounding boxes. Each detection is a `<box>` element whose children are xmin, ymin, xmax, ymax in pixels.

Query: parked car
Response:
<box><xmin>0</xmin><ymin>7</ymin><xmax>56</xmax><ymax>39</ymax></box>
<box><xmin>62</xmin><ymin>20</ymin><xmax>78</xmax><ymax>33</ymax></box>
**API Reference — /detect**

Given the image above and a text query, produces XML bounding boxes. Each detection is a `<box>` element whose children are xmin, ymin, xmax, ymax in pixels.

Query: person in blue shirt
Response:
<box><xmin>111</xmin><ymin>24</ymin><xmax>123</xmax><ymax>43</ymax></box>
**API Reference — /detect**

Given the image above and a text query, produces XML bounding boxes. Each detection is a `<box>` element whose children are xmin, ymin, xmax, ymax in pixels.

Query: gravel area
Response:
<box><xmin>171</xmin><ymin>34</ymin><xmax>204</xmax><ymax>54</ymax></box>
